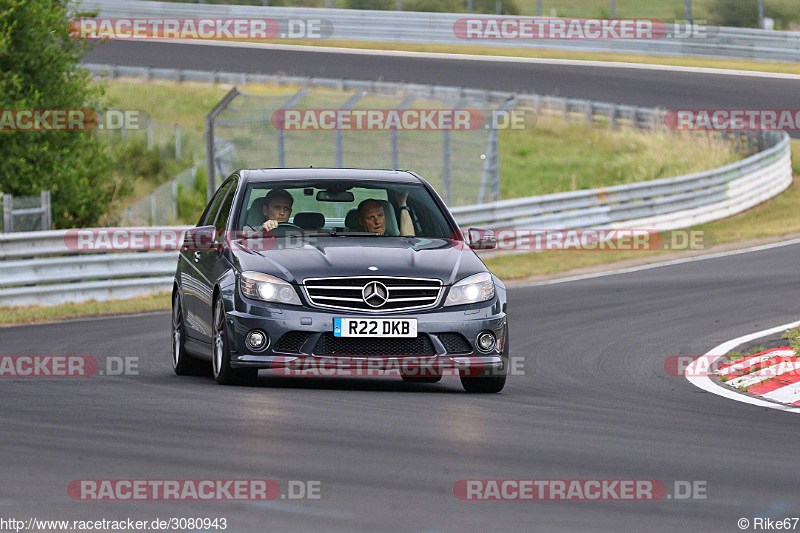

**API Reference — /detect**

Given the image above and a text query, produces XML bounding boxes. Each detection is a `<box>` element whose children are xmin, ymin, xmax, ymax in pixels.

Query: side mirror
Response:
<box><xmin>467</xmin><ymin>227</ymin><xmax>497</xmax><ymax>250</ymax></box>
<box><xmin>182</xmin><ymin>225</ymin><xmax>220</xmax><ymax>252</ymax></box>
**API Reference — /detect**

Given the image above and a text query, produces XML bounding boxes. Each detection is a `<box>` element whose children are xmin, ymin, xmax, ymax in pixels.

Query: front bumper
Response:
<box><xmin>225</xmin><ymin>298</ymin><xmax>507</xmax><ymax>376</ymax></box>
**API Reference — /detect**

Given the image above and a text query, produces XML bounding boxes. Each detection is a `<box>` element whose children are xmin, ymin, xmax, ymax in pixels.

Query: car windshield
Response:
<box><xmin>236</xmin><ymin>180</ymin><xmax>454</xmax><ymax>239</ymax></box>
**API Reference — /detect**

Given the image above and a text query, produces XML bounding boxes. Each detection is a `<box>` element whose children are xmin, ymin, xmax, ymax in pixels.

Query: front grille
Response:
<box><xmin>313</xmin><ymin>333</ymin><xmax>436</xmax><ymax>356</ymax></box>
<box><xmin>303</xmin><ymin>276</ymin><xmax>442</xmax><ymax>312</ymax></box>
<box><xmin>435</xmin><ymin>333</ymin><xmax>472</xmax><ymax>354</ymax></box>
<box><xmin>273</xmin><ymin>331</ymin><xmax>311</xmax><ymax>353</ymax></box>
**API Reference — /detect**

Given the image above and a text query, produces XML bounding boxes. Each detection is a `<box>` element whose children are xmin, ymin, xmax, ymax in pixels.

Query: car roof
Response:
<box><xmin>239</xmin><ymin>168</ymin><xmax>423</xmax><ymax>184</ymax></box>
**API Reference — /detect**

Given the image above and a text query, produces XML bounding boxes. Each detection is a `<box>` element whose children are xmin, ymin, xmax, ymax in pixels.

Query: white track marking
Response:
<box><xmin>762</xmin><ymin>384</ymin><xmax>800</xmax><ymax>404</ymax></box>
<box><xmin>522</xmin><ymin>238</ymin><xmax>800</xmax><ymax>287</ymax></box>
<box><xmin>725</xmin><ymin>361</ymin><xmax>800</xmax><ymax>389</ymax></box>
<box><xmin>135</xmin><ymin>39</ymin><xmax>800</xmax><ymax>81</ymax></box>
<box><xmin>717</xmin><ymin>350</ymin><xmax>794</xmax><ymax>376</ymax></box>
<box><xmin>685</xmin><ymin>320</ymin><xmax>800</xmax><ymax>413</ymax></box>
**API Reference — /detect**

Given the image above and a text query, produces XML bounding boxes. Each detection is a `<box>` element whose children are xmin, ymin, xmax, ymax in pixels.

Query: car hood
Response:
<box><xmin>228</xmin><ymin>237</ymin><xmax>485</xmax><ymax>285</ymax></box>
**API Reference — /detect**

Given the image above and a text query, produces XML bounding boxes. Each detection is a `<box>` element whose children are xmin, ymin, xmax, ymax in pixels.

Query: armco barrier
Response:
<box><xmin>0</xmin><ymin>128</ymin><xmax>791</xmax><ymax>308</ymax></box>
<box><xmin>78</xmin><ymin>0</ymin><xmax>800</xmax><ymax>63</ymax></box>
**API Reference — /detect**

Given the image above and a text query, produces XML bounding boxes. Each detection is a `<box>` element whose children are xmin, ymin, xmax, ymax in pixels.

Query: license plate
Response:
<box><xmin>334</xmin><ymin>318</ymin><xmax>417</xmax><ymax>338</ymax></box>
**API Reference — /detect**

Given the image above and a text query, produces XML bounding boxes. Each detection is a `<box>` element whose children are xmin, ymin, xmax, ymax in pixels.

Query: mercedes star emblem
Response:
<box><xmin>362</xmin><ymin>281</ymin><xmax>389</xmax><ymax>308</ymax></box>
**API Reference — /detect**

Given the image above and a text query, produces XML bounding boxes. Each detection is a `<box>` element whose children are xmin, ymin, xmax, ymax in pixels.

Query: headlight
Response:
<box><xmin>240</xmin><ymin>271</ymin><xmax>302</xmax><ymax>305</ymax></box>
<box><xmin>444</xmin><ymin>272</ymin><xmax>494</xmax><ymax>307</ymax></box>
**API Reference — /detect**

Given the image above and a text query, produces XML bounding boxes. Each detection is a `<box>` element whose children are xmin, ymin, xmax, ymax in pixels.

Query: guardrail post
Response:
<box><xmin>585</xmin><ymin>102</ymin><xmax>594</xmax><ymax>125</ymax></box>
<box><xmin>609</xmin><ymin>104</ymin><xmax>618</xmax><ymax>131</ymax></box>
<box><xmin>2</xmin><ymin>195</ymin><xmax>12</xmax><ymax>233</ymax></box>
<box><xmin>41</xmin><ymin>191</ymin><xmax>51</xmax><ymax>231</ymax></box>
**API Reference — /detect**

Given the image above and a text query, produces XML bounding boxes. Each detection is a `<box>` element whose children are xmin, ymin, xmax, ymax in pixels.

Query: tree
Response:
<box><xmin>0</xmin><ymin>0</ymin><xmax>114</xmax><ymax>228</ymax></box>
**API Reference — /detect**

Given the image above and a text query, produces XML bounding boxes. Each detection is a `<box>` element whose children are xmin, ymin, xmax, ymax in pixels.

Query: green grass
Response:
<box><xmin>264</xmin><ymin>38</ymin><xmax>800</xmax><ymax>76</ymax></box>
<box><xmin>515</xmin><ymin>0</ymin><xmax>798</xmax><ymax>24</ymax></box>
<box><xmin>485</xmin><ymin>140</ymin><xmax>800</xmax><ymax>280</ymax></box>
<box><xmin>499</xmin><ymin>114</ymin><xmax>737</xmax><ymax>198</ymax></box>
<box><xmin>0</xmin><ymin>292</ymin><xmax>171</xmax><ymax>327</ymax></box>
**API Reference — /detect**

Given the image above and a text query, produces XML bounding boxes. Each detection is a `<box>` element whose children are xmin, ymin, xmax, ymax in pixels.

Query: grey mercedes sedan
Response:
<box><xmin>172</xmin><ymin>169</ymin><xmax>508</xmax><ymax>392</ymax></box>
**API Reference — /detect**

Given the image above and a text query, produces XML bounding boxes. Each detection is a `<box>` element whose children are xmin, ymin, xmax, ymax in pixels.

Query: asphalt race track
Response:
<box><xmin>83</xmin><ymin>41</ymin><xmax>800</xmax><ymax>117</ymax></box>
<box><xmin>2</xmin><ymin>245</ymin><xmax>800</xmax><ymax>532</ymax></box>
<box><xmin>0</xmin><ymin>40</ymin><xmax>797</xmax><ymax>532</ymax></box>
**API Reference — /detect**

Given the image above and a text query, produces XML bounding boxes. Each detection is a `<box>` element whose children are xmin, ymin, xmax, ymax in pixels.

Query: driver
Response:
<box><xmin>357</xmin><ymin>192</ymin><xmax>414</xmax><ymax>236</ymax></box>
<box><xmin>260</xmin><ymin>188</ymin><xmax>293</xmax><ymax>231</ymax></box>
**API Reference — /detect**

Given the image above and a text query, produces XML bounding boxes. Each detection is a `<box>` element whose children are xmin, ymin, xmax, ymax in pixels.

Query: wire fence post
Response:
<box><xmin>443</xmin><ymin>98</ymin><xmax>467</xmax><ymax>206</ymax></box>
<box><xmin>205</xmin><ymin>87</ymin><xmax>241</xmax><ymax>200</ymax></box>
<box><xmin>336</xmin><ymin>91</ymin><xmax>365</xmax><ymax>168</ymax></box>
<box><xmin>275</xmin><ymin>89</ymin><xmax>310</xmax><ymax>168</ymax></box>
<box><xmin>175</xmin><ymin>123</ymin><xmax>181</xmax><ymax>159</ymax></box>
<box><xmin>172</xmin><ymin>179</ymin><xmax>179</xmax><ymax>222</ymax></box>
<box><xmin>479</xmin><ymin>98</ymin><xmax>516</xmax><ymax>203</ymax></box>
<box><xmin>146</xmin><ymin>116</ymin><xmax>153</xmax><ymax>150</ymax></box>
<box><xmin>40</xmin><ymin>191</ymin><xmax>51</xmax><ymax>230</ymax></box>
<box><xmin>391</xmin><ymin>94</ymin><xmax>417</xmax><ymax>170</ymax></box>
<box><xmin>2</xmin><ymin>195</ymin><xmax>12</xmax><ymax>233</ymax></box>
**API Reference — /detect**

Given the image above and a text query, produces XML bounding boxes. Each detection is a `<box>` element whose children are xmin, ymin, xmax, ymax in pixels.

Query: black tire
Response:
<box><xmin>460</xmin><ymin>324</ymin><xmax>508</xmax><ymax>393</ymax></box>
<box><xmin>212</xmin><ymin>296</ymin><xmax>258</xmax><ymax>386</ymax></box>
<box><xmin>172</xmin><ymin>292</ymin><xmax>209</xmax><ymax>376</ymax></box>
<box><xmin>401</xmin><ymin>374</ymin><xmax>442</xmax><ymax>384</ymax></box>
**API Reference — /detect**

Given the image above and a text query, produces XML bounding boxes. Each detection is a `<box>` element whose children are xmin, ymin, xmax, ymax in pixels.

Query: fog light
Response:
<box><xmin>476</xmin><ymin>331</ymin><xmax>496</xmax><ymax>352</ymax></box>
<box><xmin>246</xmin><ymin>330</ymin><xmax>269</xmax><ymax>352</ymax></box>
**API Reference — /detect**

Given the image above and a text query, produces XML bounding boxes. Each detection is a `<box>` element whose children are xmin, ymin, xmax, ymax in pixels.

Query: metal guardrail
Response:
<box><xmin>451</xmin><ymin>132</ymin><xmax>791</xmax><ymax>241</ymax></box>
<box><xmin>79</xmin><ymin>0</ymin><xmax>800</xmax><ymax>62</ymax></box>
<box><xmin>0</xmin><ymin>126</ymin><xmax>791</xmax><ymax>308</ymax></box>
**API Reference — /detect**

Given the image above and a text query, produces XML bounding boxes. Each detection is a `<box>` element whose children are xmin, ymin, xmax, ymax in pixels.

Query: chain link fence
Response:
<box><xmin>210</xmin><ymin>86</ymin><xmax>512</xmax><ymax>206</ymax></box>
<box><xmin>119</xmin><ymin>165</ymin><xmax>200</xmax><ymax>225</ymax></box>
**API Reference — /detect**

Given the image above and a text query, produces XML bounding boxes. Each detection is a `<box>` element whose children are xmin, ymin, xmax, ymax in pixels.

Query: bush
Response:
<box><xmin>708</xmin><ymin>0</ymin><xmax>759</xmax><ymax>27</ymax></box>
<box><xmin>177</xmin><ymin>166</ymin><xmax>209</xmax><ymax>225</ymax></box>
<box><xmin>0</xmin><ymin>0</ymin><xmax>117</xmax><ymax>228</ymax></box>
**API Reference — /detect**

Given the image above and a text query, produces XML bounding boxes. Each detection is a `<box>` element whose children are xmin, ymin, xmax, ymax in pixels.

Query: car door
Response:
<box><xmin>193</xmin><ymin>178</ymin><xmax>237</xmax><ymax>344</ymax></box>
<box><xmin>181</xmin><ymin>180</ymin><xmax>233</xmax><ymax>343</ymax></box>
